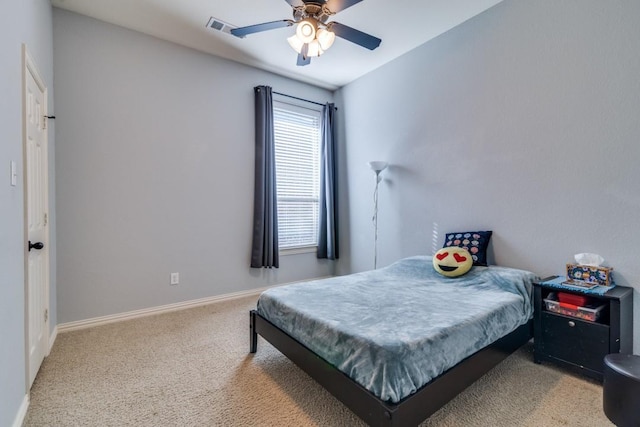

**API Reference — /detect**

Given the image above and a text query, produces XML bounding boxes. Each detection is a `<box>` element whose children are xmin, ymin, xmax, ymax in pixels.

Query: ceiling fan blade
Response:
<box><xmin>297</xmin><ymin>53</ymin><xmax>311</xmax><ymax>66</ymax></box>
<box><xmin>230</xmin><ymin>20</ymin><xmax>294</xmax><ymax>38</ymax></box>
<box><xmin>324</xmin><ymin>0</ymin><xmax>363</xmax><ymax>13</ymax></box>
<box><xmin>297</xmin><ymin>43</ymin><xmax>311</xmax><ymax>66</ymax></box>
<box><xmin>284</xmin><ymin>0</ymin><xmax>305</xmax><ymax>7</ymax></box>
<box><xmin>329</xmin><ymin>21</ymin><xmax>381</xmax><ymax>50</ymax></box>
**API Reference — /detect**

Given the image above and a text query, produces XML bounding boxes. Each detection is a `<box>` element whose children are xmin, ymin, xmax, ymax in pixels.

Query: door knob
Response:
<box><xmin>28</xmin><ymin>241</ymin><xmax>44</xmax><ymax>251</ymax></box>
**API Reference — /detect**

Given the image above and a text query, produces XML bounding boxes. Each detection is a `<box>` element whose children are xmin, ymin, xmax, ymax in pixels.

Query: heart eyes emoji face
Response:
<box><xmin>433</xmin><ymin>247</ymin><xmax>473</xmax><ymax>277</ymax></box>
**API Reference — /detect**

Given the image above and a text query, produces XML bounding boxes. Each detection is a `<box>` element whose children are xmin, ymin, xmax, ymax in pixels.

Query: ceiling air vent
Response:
<box><xmin>206</xmin><ymin>17</ymin><xmax>236</xmax><ymax>35</ymax></box>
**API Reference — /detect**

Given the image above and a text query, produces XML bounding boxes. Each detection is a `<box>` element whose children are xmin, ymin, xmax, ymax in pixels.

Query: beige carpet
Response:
<box><xmin>25</xmin><ymin>295</ymin><xmax>613</xmax><ymax>426</ymax></box>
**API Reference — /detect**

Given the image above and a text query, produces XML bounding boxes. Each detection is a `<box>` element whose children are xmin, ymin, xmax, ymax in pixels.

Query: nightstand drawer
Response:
<box><xmin>541</xmin><ymin>312</ymin><xmax>609</xmax><ymax>372</ymax></box>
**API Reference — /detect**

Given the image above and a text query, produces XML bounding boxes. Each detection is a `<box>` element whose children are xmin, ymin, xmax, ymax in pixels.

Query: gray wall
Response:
<box><xmin>337</xmin><ymin>0</ymin><xmax>640</xmax><ymax>351</ymax></box>
<box><xmin>0</xmin><ymin>0</ymin><xmax>55</xmax><ymax>425</ymax></box>
<box><xmin>53</xmin><ymin>9</ymin><xmax>335</xmax><ymax>323</ymax></box>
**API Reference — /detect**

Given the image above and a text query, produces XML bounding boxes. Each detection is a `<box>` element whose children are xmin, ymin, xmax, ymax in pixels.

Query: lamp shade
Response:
<box><xmin>368</xmin><ymin>161</ymin><xmax>388</xmax><ymax>173</ymax></box>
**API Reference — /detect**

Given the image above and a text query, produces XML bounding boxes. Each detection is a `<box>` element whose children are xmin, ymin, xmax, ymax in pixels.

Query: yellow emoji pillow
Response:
<box><xmin>433</xmin><ymin>247</ymin><xmax>473</xmax><ymax>277</ymax></box>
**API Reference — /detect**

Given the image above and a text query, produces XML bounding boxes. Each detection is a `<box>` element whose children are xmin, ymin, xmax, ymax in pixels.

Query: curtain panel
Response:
<box><xmin>317</xmin><ymin>103</ymin><xmax>339</xmax><ymax>260</ymax></box>
<box><xmin>250</xmin><ymin>86</ymin><xmax>279</xmax><ymax>268</ymax></box>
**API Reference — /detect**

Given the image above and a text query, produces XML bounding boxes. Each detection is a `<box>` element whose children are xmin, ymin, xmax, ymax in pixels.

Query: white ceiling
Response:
<box><xmin>50</xmin><ymin>0</ymin><xmax>503</xmax><ymax>90</ymax></box>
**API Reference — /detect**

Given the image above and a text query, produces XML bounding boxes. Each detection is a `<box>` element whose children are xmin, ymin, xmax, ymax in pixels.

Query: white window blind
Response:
<box><xmin>273</xmin><ymin>100</ymin><xmax>321</xmax><ymax>249</ymax></box>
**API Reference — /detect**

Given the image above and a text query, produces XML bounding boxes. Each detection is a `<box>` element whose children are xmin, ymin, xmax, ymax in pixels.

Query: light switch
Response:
<box><xmin>10</xmin><ymin>161</ymin><xmax>17</xmax><ymax>186</ymax></box>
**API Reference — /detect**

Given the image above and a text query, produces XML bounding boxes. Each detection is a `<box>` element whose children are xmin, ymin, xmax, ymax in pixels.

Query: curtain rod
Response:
<box><xmin>273</xmin><ymin>91</ymin><xmax>338</xmax><ymax>110</ymax></box>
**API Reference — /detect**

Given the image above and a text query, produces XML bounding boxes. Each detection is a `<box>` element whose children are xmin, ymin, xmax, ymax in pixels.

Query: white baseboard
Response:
<box><xmin>12</xmin><ymin>394</ymin><xmax>29</xmax><ymax>427</ymax></box>
<box><xmin>57</xmin><ymin>277</ymin><xmax>330</xmax><ymax>334</ymax></box>
<box><xmin>57</xmin><ymin>287</ymin><xmax>267</xmax><ymax>333</ymax></box>
<box><xmin>48</xmin><ymin>325</ymin><xmax>58</xmax><ymax>355</ymax></box>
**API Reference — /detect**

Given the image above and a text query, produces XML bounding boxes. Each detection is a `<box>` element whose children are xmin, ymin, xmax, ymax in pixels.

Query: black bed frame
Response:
<box><xmin>250</xmin><ymin>310</ymin><xmax>533</xmax><ymax>426</ymax></box>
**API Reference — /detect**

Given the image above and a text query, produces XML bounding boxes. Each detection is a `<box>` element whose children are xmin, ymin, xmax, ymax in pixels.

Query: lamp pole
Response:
<box><xmin>368</xmin><ymin>161</ymin><xmax>388</xmax><ymax>269</ymax></box>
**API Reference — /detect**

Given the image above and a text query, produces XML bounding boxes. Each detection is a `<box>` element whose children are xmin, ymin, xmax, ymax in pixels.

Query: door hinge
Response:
<box><xmin>44</xmin><ymin>309</ymin><xmax>48</xmax><ymax>322</ymax></box>
<box><xmin>44</xmin><ymin>213</ymin><xmax>48</xmax><ymax>226</ymax></box>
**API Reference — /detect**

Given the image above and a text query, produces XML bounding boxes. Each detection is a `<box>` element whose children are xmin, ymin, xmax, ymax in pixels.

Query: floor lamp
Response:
<box><xmin>368</xmin><ymin>161</ymin><xmax>388</xmax><ymax>269</ymax></box>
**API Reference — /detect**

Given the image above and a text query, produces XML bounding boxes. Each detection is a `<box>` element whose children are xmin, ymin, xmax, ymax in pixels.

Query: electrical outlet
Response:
<box><xmin>170</xmin><ymin>272</ymin><xmax>179</xmax><ymax>285</ymax></box>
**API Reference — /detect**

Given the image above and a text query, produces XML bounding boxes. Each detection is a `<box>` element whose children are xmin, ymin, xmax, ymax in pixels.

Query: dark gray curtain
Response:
<box><xmin>250</xmin><ymin>86</ymin><xmax>279</xmax><ymax>268</ymax></box>
<box><xmin>317</xmin><ymin>103</ymin><xmax>339</xmax><ymax>260</ymax></box>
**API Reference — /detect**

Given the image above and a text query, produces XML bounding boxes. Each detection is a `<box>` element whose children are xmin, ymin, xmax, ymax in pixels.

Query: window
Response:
<box><xmin>273</xmin><ymin>100</ymin><xmax>321</xmax><ymax>250</ymax></box>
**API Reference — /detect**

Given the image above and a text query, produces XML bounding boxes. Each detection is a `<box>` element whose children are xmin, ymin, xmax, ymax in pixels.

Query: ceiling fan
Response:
<box><xmin>230</xmin><ymin>0</ymin><xmax>381</xmax><ymax>66</ymax></box>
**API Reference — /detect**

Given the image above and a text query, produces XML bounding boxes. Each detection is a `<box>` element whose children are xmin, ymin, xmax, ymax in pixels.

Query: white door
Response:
<box><xmin>24</xmin><ymin>46</ymin><xmax>50</xmax><ymax>388</ymax></box>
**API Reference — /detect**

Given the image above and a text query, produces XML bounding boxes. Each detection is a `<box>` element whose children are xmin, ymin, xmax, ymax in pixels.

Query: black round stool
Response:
<box><xmin>603</xmin><ymin>353</ymin><xmax>640</xmax><ymax>427</ymax></box>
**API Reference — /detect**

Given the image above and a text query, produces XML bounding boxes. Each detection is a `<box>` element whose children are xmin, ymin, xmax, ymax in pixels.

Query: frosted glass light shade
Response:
<box><xmin>287</xmin><ymin>34</ymin><xmax>304</xmax><ymax>53</ymax></box>
<box><xmin>306</xmin><ymin>40</ymin><xmax>324</xmax><ymax>57</ymax></box>
<box><xmin>296</xmin><ymin>19</ymin><xmax>316</xmax><ymax>43</ymax></box>
<box><xmin>368</xmin><ymin>161</ymin><xmax>388</xmax><ymax>173</ymax></box>
<box><xmin>316</xmin><ymin>28</ymin><xmax>335</xmax><ymax>50</ymax></box>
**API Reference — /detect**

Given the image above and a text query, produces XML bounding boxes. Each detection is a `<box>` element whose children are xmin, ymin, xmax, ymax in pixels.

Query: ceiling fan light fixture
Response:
<box><xmin>296</xmin><ymin>19</ymin><xmax>316</xmax><ymax>43</ymax></box>
<box><xmin>290</xmin><ymin>18</ymin><xmax>326</xmax><ymax>57</ymax></box>
<box><xmin>230</xmin><ymin>0</ymin><xmax>382</xmax><ymax>67</ymax></box>
<box><xmin>316</xmin><ymin>28</ymin><xmax>335</xmax><ymax>51</ymax></box>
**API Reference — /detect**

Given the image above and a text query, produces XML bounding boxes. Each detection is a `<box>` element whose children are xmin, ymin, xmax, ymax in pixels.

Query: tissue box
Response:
<box><xmin>566</xmin><ymin>263</ymin><xmax>613</xmax><ymax>287</ymax></box>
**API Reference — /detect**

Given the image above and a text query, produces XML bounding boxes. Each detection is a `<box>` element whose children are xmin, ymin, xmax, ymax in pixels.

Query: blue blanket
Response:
<box><xmin>257</xmin><ymin>256</ymin><xmax>536</xmax><ymax>403</ymax></box>
<box><xmin>537</xmin><ymin>275</ymin><xmax>615</xmax><ymax>295</ymax></box>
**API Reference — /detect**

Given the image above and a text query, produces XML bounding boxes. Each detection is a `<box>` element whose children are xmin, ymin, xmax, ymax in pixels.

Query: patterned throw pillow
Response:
<box><xmin>443</xmin><ymin>231</ymin><xmax>493</xmax><ymax>266</ymax></box>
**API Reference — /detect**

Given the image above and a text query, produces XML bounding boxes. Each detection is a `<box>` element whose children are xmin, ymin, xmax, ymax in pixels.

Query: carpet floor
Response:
<box><xmin>25</xmin><ymin>295</ymin><xmax>613</xmax><ymax>426</ymax></box>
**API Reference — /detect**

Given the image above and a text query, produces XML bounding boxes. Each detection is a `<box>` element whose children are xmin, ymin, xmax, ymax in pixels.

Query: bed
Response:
<box><xmin>249</xmin><ymin>255</ymin><xmax>536</xmax><ymax>426</ymax></box>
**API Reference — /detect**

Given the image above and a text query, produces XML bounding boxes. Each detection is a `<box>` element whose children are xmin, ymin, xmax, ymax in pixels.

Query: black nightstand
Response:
<box><xmin>533</xmin><ymin>278</ymin><xmax>633</xmax><ymax>381</ymax></box>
